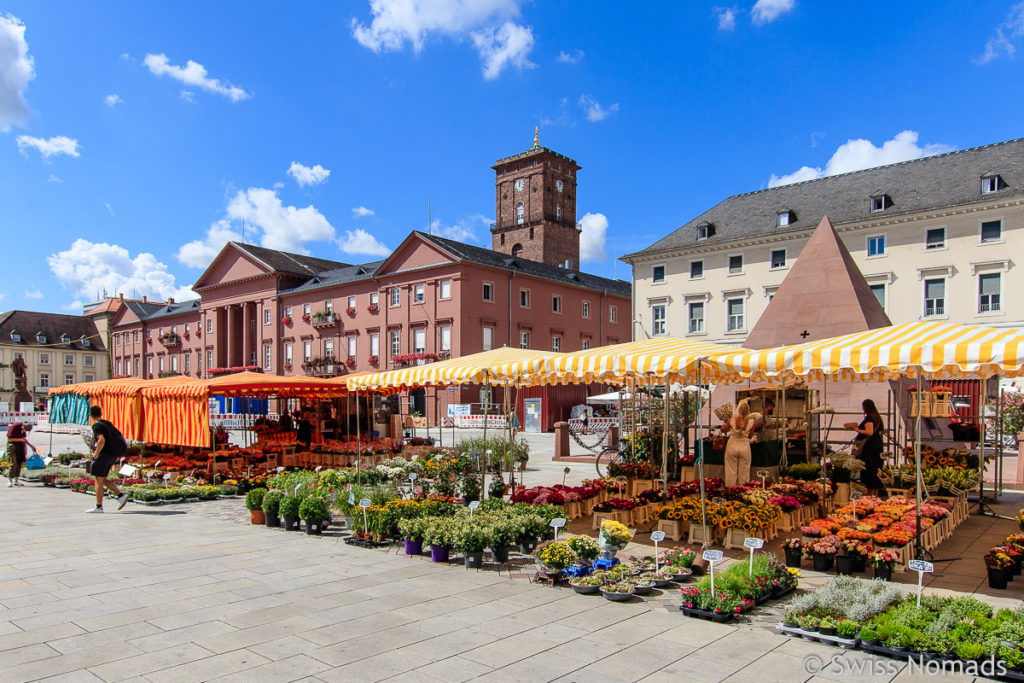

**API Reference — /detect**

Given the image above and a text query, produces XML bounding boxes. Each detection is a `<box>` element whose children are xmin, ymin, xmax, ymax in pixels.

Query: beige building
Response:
<box><xmin>0</xmin><ymin>311</ymin><xmax>108</xmax><ymax>407</ymax></box>
<box><xmin>622</xmin><ymin>138</ymin><xmax>1024</xmax><ymax>343</ymax></box>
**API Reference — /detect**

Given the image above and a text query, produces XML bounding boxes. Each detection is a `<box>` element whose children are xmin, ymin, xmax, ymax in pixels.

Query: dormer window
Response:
<box><xmin>870</xmin><ymin>192</ymin><xmax>893</xmax><ymax>212</ymax></box>
<box><xmin>61</xmin><ymin>333</ymin><xmax>71</xmax><ymax>345</ymax></box>
<box><xmin>695</xmin><ymin>222</ymin><xmax>716</xmax><ymax>241</ymax></box>
<box><xmin>81</xmin><ymin>336</ymin><xmax>91</xmax><ymax>347</ymax></box>
<box><xmin>10</xmin><ymin>330</ymin><xmax>20</xmax><ymax>343</ymax></box>
<box><xmin>776</xmin><ymin>209</ymin><xmax>795</xmax><ymax>227</ymax></box>
<box><xmin>981</xmin><ymin>173</ymin><xmax>1006</xmax><ymax>194</ymax></box>
<box><xmin>37</xmin><ymin>332</ymin><xmax>47</xmax><ymax>344</ymax></box>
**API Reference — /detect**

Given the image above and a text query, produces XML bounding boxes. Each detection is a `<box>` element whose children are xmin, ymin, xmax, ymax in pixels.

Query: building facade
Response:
<box><xmin>0</xmin><ymin>310</ymin><xmax>108</xmax><ymax>407</ymax></box>
<box><xmin>104</xmin><ymin>140</ymin><xmax>632</xmax><ymax>426</ymax></box>
<box><xmin>622</xmin><ymin>138</ymin><xmax>1024</xmax><ymax>344</ymax></box>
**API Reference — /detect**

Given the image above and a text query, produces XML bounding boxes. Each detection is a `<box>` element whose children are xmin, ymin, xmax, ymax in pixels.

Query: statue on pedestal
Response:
<box><xmin>10</xmin><ymin>355</ymin><xmax>32</xmax><ymax>409</ymax></box>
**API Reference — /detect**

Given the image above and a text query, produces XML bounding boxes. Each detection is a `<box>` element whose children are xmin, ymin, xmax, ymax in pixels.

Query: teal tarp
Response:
<box><xmin>49</xmin><ymin>393</ymin><xmax>90</xmax><ymax>426</ymax></box>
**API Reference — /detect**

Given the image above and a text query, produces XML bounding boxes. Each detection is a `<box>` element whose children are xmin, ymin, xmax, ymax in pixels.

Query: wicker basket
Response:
<box><xmin>714</xmin><ymin>404</ymin><xmax>734</xmax><ymax>422</ymax></box>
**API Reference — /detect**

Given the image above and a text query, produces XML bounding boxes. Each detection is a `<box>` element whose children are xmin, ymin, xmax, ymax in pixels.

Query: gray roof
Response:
<box><xmin>146</xmin><ymin>298</ymin><xmax>202</xmax><ymax>321</ymax></box>
<box><xmin>0</xmin><ymin>310</ymin><xmax>106</xmax><ymax>351</ymax></box>
<box><xmin>124</xmin><ymin>301</ymin><xmax>166</xmax><ymax>319</ymax></box>
<box><xmin>280</xmin><ymin>261</ymin><xmax>385</xmax><ymax>295</ymax></box>
<box><xmin>233</xmin><ymin>242</ymin><xmax>350</xmax><ymax>276</ymax></box>
<box><xmin>418</xmin><ymin>232</ymin><xmax>631</xmax><ymax>297</ymax></box>
<box><xmin>623</xmin><ymin>137</ymin><xmax>1024</xmax><ymax>261</ymax></box>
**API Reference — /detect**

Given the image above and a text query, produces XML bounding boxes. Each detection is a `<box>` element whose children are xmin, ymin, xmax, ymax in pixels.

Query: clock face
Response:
<box><xmin>555</xmin><ymin>179</ymin><xmax>564</xmax><ymax>192</ymax></box>
<box><xmin>514</xmin><ymin>179</ymin><xmax>524</xmax><ymax>192</ymax></box>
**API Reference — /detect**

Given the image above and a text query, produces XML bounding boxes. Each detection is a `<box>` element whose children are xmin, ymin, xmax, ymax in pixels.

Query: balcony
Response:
<box><xmin>311</xmin><ymin>311</ymin><xmax>339</xmax><ymax>329</ymax></box>
<box><xmin>490</xmin><ymin>215</ymin><xmax>581</xmax><ymax>231</ymax></box>
<box><xmin>159</xmin><ymin>333</ymin><xmax>182</xmax><ymax>346</ymax></box>
<box><xmin>392</xmin><ymin>350</ymin><xmax>450</xmax><ymax>367</ymax></box>
<box><xmin>303</xmin><ymin>357</ymin><xmax>339</xmax><ymax>376</ymax></box>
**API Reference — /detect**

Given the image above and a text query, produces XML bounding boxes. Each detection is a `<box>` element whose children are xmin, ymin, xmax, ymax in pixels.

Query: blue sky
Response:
<box><xmin>3</xmin><ymin>0</ymin><xmax>1024</xmax><ymax>312</ymax></box>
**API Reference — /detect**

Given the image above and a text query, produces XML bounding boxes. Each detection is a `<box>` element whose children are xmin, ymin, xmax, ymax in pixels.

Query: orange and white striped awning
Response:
<box><xmin>526</xmin><ymin>338</ymin><xmax>745</xmax><ymax>386</ymax></box>
<box><xmin>347</xmin><ymin>348</ymin><xmax>561</xmax><ymax>392</ymax></box>
<box><xmin>705</xmin><ymin>321</ymin><xmax>1024</xmax><ymax>383</ymax></box>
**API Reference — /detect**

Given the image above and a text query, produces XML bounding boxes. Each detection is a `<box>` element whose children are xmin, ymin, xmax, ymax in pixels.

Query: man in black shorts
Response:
<box><xmin>87</xmin><ymin>406</ymin><xmax>129</xmax><ymax>513</ymax></box>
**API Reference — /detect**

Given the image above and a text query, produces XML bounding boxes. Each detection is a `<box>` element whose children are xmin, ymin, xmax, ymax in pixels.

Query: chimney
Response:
<box><xmin>142</xmin><ymin>295</ymin><xmax>147</xmax><ymax>303</ymax></box>
<box><xmin>118</xmin><ymin>292</ymin><xmax>123</xmax><ymax>301</ymax></box>
<box><xmin>168</xmin><ymin>297</ymin><xmax>175</xmax><ymax>305</ymax></box>
<box><xmin>564</xmin><ymin>259</ymin><xmax>573</xmax><ymax>269</ymax></box>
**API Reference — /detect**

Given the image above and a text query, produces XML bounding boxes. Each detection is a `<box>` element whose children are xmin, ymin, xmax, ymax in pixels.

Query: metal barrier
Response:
<box><xmin>0</xmin><ymin>412</ymin><xmax>41</xmax><ymax>426</ymax></box>
<box><xmin>568</xmin><ymin>416</ymin><xmax>617</xmax><ymax>433</ymax></box>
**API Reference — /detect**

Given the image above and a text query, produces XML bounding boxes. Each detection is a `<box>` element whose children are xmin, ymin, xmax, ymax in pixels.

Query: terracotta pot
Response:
<box><xmin>250</xmin><ymin>509</ymin><xmax>265</xmax><ymax>525</ymax></box>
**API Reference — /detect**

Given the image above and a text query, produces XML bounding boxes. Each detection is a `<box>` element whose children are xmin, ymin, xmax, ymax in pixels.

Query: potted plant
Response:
<box><xmin>836</xmin><ymin>620</ymin><xmax>860</xmax><ymax>640</ymax></box>
<box><xmin>986</xmin><ymin>549</ymin><xmax>1013</xmax><ymax>589</ymax></box>
<box><xmin>807</xmin><ymin>536</ymin><xmax>839</xmax><ymax>571</ymax></box>
<box><xmin>279</xmin><ymin>494</ymin><xmax>302</xmax><ymax>531</ymax></box>
<box><xmin>424</xmin><ymin>517</ymin><xmax>455</xmax><ymax>563</ymax></box>
<box><xmin>818</xmin><ymin>616</ymin><xmax>838</xmax><ymax>636</ymax></box>
<box><xmin>245</xmin><ymin>487</ymin><xmax>267</xmax><ymax>525</ymax></box>
<box><xmin>281</xmin><ymin>316</ymin><xmax>292</xmax><ymax>325</ymax></box>
<box><xmin>601</xmin><ymin>580</ymin><xmax>635</xmax><ymax>602</ymax></box>
<box><xmin>566</xmin><ymin>534</ymin><xmax>601</xmax><ymax>569</ymax></box>
<box><xmin>534</xmin><ymin>539</ymin><xmax>576</xmax><ymax>580</ymax></box>
<box><xmin>455</xmin><ymin>521</ymin><xmax>491</xmax><ymax>569</ymax></box>
<box><xmin>367</xmin><ymin>303</ymin><xmax>379</xmax><ymax>313</ymax></box>
<box><xmin>398</xmin><ymin>517</ymin><xmax>425</xmax><ymax>556</ymax></box>
<box><xmin>781</xmin><ymin>538</ymin><xmax>803</xmax><ymax>567</ymax></box>
<box><xmin>299</xmin><ymin>496</ymin><xmax>329</xmax><ymax>535</ymax></box>
<box><xmin>517</xmin><ymin>514</ymin><xmax>546</xmax><ymax>554</ymax></box>
<box><xmin>869</xmin><ymin>548</ymin><xmax>898</xmax><ymax>581</ymax></box>
<box><xmin>261</xmin><ymin>490</ymin><xmax>283</xmax><ymax>528</ymax></box>
<box><xmin>569</xmin><ymin>574</ymin><xmax>603</xmax><ymax>595</ymax></box>
<box><xmin>488</xmin><ymin>517</ymin><xmax>521</xmax><ymax>564</ymax></box>
<box><xmin>488</xmin><ymin>478</ymin><xmax>506</xmax><ymax>500</ymax></box>
<box><xmin>346</xmin><ymin>307</ymin><xmax>356</xmax><ymax>316</ymax></box>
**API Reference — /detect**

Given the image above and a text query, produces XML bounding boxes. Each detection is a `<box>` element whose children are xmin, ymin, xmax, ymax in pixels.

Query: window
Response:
<box><xmin>284</xmin><ymin>342</ymin><xmax>293</xmax><ymax>365</ymax></box>
<box><xmin>982</xmin><ymin>174</ymin><xmax>1005</xmax><ymax>194</ymax></box>
<box><xmin>726</xmin><ymin>298</ymin><xmax>745</xmax><ymax>332</ymax></box>
<box><xmin>264</xmin><ymin>345</ymin><xmax>272</xmax><ymax>370</ymax></box>
<box><xmin>84</xmin><ymin>374</ymin><xmax>94</xmax><ymax>382</ymax></box>
<box><xmin>652</xmin><ymin>265</ymin><xmax>666</xmax><ymax>283</ymax></box>
<box><xmin>303</xmin><ymin>303</ymin><xmax>311</xmax><ymax>315</ymax></box>
<box><xmin>64</xmin><ymin>354</ymin><xmax>75</xmax><ymax>366</ymax></box>
<box><xmin>370</xmin><ymin>333</ymin><xmax>379</xmax><ymax>356</ymax></box>
<box><xmin>520</xmin><ymin>331</ymin><xmax>530</xmax><ymax>349</ymax></box>
<box><xmin>979</xmin><ymin>273</ymin><xmax>1001</xmax><ymax>313</ymax></box>
<box><xmin>324</xmin><ymin>300</ymin><xmax>333</xmax><ymax>314</ymax></box>
<box><xmin>867</xmin><ymin>235</ymin><xmax>886</xmax><ymax>257</ymax></box>
<box><xmin>206</xmin><ymin>351</ymin><xmax>213</xmax><ymax>369</ymax></box>
<box><xmin>347</xmin><ymin>336</ymin><xmax>357</xmax><ymax>357</ymax></box>
<box><xmin>582</xmin><ymin>338</ymin><xmax>590</xmax><ymax>350</ymax></box>
<box><xmin>64</xmin><ymin>373</ymin><xmax>74</xmax><ymax>386</ymax></box>
<box><xmin>284</xmin><ymin>307</ymin><xmax>292</xmax><ymax>318</ymax></box>
<box><xmin>185</xmin><ymin>353</ymin><xmax>192</xmax><ymax>373</ymax></box>
<box><xmin>483</xmin><ymin>327</ymin><xmax>493</xmax><ymax>351</ymax></box>
<box><xmin>609</xmin><ymin>305</ymin><xmax>617</xmax><ymax>323</ymax></box>
<box><xmin>158</xmin><ymin>356</ymin><xmax>164</xmax><ymax>372</ymax></box>
<box><xmin>390</xmin><ymin>288</ymin><xmax>400</xmax><ymax>306</ymax></box>
<box><xmin>390</xmin><ymin>331</ymin><xmax>400</xmax><ymax>357</ymax></box>
<box><xmin>116</xmin><ymin>359</ymin><xmax>122</xmax><ymax>376</ymax></box>
<box><xmin>696</xmin><ymin>223</ymin><xmax>715</xmax><ymax>240</ymax></box>
<box><xmin>556</xmin><ymin>205</ymin><xmax>562</xmax><ymax>221</ymax></box>
<box><xmin>412</xmin><ymin>329</ymin><xmax>425</xmax><ymax>354</ymax></box>
<box><xmin>39</xmin><ymin>373</ymin><xmax>49</xmax><ymax>388</ymax></box>
<box><xmin>414</xmin><ymin>284</ymin><xmax>425</xmax><ymax>303</ymax></box>
<box><xmin>206</xmin><ymin>319</ymin><xmax>213</xmax><ymax>333</ymax></box>
<box><xmin>482</xmin><ymin>282</ymin><xmax>494</xmax><ymax>302</ymax></box>
<box><xmin>303</xmin><ymin>341</ymin><xmax>312</xmax><ymax>361</ymax></box>
<box><xmin>440</xmin><ymin>326</ymin><xmax>451</xmax><ymax>352</ymax></box>
<box><xmin>264</xmin><ymin>309</ymin><xmax>271</xmax><ymax>325</ymax></box>
<box><xmin>147</xmin><ymin>358</ymin><xmax>153</xmax><ymax>376</ymax></box>
<box><xmin>870</xmin><ymin>193</ymin><xmax>893</xmax><ymax>212</ymax></box>
<box><xmin>552</xmin><ymin>296</ymin><xmax>562</xmax><ymax>313</ymax></box>
<box><xmin>346</xmin><ymin>296</ymin><xmax>355</xmax><ymax>310</ymax></box>
<box><xmin>171</xmin><ymin>355</ymin><xmax>178</xmax><ymax>372</ymax></box>
<box><xmin>511</xmin><ymin>243</ymin><xmax>523</xmax><ymax>257</ymax></box>
<box><xmin>870</xmin><ymin>284</ymin><xmax>887</xmax><ymax>311</ymax></box>
<box><xmin>370</xmin><ymin>292</ymin><xmax>379</xmax><ymax>306</ymax></box>
<box><xmin>925</xmin><ymin>227</ymin><xmax>946</xmax><ymax>250</ymax></box>
<box><xmin>688</xmin><ymin>302</ymin><xmax>705</xmax><ymax>334</ymax></box>
<box><xmin>728</xmin><ymin>254</ymin><xmax>743</xmax><ymax>274</ymax></box>
<box><xmin>651</xmin><ymin>305</ymin><xmax>666</xmax><ymax>336</ymax></box>
<box><xmin>981</xmin><ymin>219</ymin><xmax>1002</xmax><ymax>243</ymax></box>
<box><xmin>690</xmin><ymin>260</ymin><xmax>704</xmax><ymax>279</ymax></box>
<box><xmin>552</xmin><ymin>335</ymin><xmax>561</xmax><ymax>352</ymax></box>
<box><xmin>924</xmin><ymin>278</ymin><xmax>945</xmax><ymax>317</ymax></box>
<box><xmin>520</xmin><ymin>289</ymin><xmax>530</xmax><ymax>307</ymax></box>
<box><xmin>440</xmin><ymin>280</ymin><xmax>451</xmax><ymax>299</ymax></box>
<box><xmin>582</xmin><ymin>300</ymin><xmax>590</xmax><ymax>318</ymax></box>
<box><xmin>770</xmin><ymin>249</ymin><xmax>787</xmax><ymax>269</ymax></box>
<box><xmin>777</xmin><ymin>210</ymin><xmax>793</xmax><ymax>227</ymax></box>
<box><xmin>324</xmin><ymin>339</ymin><xmax>334</xmax><ymax>359</ymax></box>
<box><xmin>39</xmin><ymin>353</ymin><xmax>50</xmax><ymax>365</ymax></box>
<box><xmin>515</xmin><ymin>202</ymin><xmax>524</xmax><ymax>224</ymax></box>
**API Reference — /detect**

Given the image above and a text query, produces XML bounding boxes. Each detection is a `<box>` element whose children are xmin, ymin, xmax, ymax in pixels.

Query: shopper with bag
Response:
<box><xmin>721</xmin><ymin>399</ymin><xmax>761</xmax><ymax>488</ymax></box>
<box><xmin>846</xmin><ymin>399</ymin><xmax>884</xmax><ymax>496</ymax></box>
<box><xmin>87</xmin><ymin>406</ymin><xmax>129</xmax><ymax>513</ymax></box>
<box><xmin>5</xmin><ymin>421</ymin><xmax>37</xmax><ymax>487</ymax></box>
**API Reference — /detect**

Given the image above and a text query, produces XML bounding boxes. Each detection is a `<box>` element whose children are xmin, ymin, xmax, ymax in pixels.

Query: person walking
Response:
<box><xmin>87</xmin><ymin>406</ymin><xmax>129</xmax><ymax>513</ymax></box>
<box><xmin>6</xmin><ymin>421</ymin><xmax>37</xmax><ymax>487</ymax></box>
<box><xmin>721</xmin><ymin>399</ymin><xmax>760</xmax><ymax>488</ymax></box>
<box><xmin>847</xmin><ymin>399</ymin><xmax>885</xmax><ymax>496</ymax></box>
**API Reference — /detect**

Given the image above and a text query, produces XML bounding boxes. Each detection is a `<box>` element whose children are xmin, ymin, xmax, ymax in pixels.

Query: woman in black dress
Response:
<box><xmin>850</xmin><ymin>399</ymin><xmax>885</xmax><ymax>495</ymax></box>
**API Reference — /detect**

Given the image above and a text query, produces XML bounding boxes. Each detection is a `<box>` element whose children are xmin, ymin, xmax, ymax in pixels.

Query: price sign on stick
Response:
<box><xmin>757</xmin><ymin>470</ymin><xmax>769</xmax><ymax>490</ymax></box>
<box><xmin>154</xmin><ymin>460</ymin><xmax>162</xmax><ymax>468</ymax></box>
<box><xmin>909</xmin><ymin>560</ymin><xmax>934</xmax><ymax>606</ymax></box>
<box><xmin>359</xmin><ymin>498</ymin><xmax>371</xmax><ymax>535</ymax></box>
<box><xmin>702</xmin><ymin>550</ymin><xmax>724</xmax><ymax>596</ymax></box>
<box><xmin>118</xmin><ymin>464</ymin><xmax>136</xmax><ymax>477</ymax></box>
<box><xmin>550</xmin><ymin>517</ymin><xmax>566</xmax><ymax>541</ymax></box>
<box><xmin>409</xmin><ymin>473</ymin><xmax>417</xmax><ymax>482</ymax></box>
<box><xmin>468</xmin><ymin>500</ymin><xmax>480</xmax><ymax>517</ymax></box>
<box><xmin>162</xmin><ymin>473</ymin><xmax>171</xmax><ymax>482</ymax></box>
<box><xmin>44</xmin><ymin>456</ymin><xmax>53</xmax><ymax>466</ymax></box>
<box><xmin>651</xmin><ymin>530</ymin><xmax>666</xmax><ymax>568</ymax></box>
<box><xmin>276</xmin><ymin>466</ymin><xmax>285</xmax><ymax>473</ymax></box>
<box><xmin>851</xmin><ymin>489</ymin><xmax>862</xmax><ymax>518</ymax></box>
<box><xmin>744</xmin><ymin>537</ymin><xmax>765</xmax><ymax>576</ymax></box>
<box><xmin>314</xmin><ymin>465</ymin><xmax>322</xmax><ymax>472</ymax></box>
<box><xmin>711</xmin><ymin>497</ymin><xmax>726</xmax><ymax>506</ymax></box>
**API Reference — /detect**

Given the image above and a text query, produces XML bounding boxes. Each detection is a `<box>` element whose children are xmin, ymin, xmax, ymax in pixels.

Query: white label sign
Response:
<box><xmin>711</xmin><ymin>497</ymin><xmax>726</xmax><ymax>505</ymax></box>
<box><xmin>851</xmin><ymin>490</ymin><xmax>862</xmax><ymax>500</ymax></box>
<box><xmin>447</xmin><ymin>404</ymin><xmax>471</xmax><ymax>417</ymax></box>
<box><xmin>550</xmin><ymin>518</ymin><xmax>566</xmax><ymax>528</ymax></box>
<box><xmin>154</xmin><ymin>460</ymin><xmax>162</xmax><ymax>468</ymax></box>
<box><xmin>409</xmin><ymin>473</ymin><xmax>417</xmax><ymax>481</ymax></box>
<box><xmin>276</xmin><ymin>466</ymin><xmax>285</xmax><ymax>473</ymax></box>
<box><xmin>411</xmin><ymin>455</ymin><xmax>418</xmax><ymax>461</ymax></box>
<box><xmin>909</xmin><ymin>560</ymin><xmax>934</xmax><ymax>573</ymax></box>
<box><xmin>314</xmin><ymin>465</ymin><xmax>322</xmax><ymax>472</ymax></box>
<box><xmin>358</xmin><ymin>498</ymin><xmax>371</xmax><ymax>508</ymax></box>
<box><xmin>117</xmin><ymin>464</ymin><xmax>136</xmax><ymax>477</ymax></box>
<box><xmin>468</xmin><ymin>501</ymin><xmax>480</xmax><ymax>510</ymax></box>
<box><xmin>162</xmin><ymin>473</ymin><xmax>171</xmax><ymax>482</ymax></box>
<box><xmin>650</xmin><ymin>531</ymin><xmax>666</xmax><ymax>542</ymax></box>
<box><xmin>744</xmin><ymin>537</ymin><xmax>765</xmax><ymax>549</ymax></box>
<box><xmin>702</xmin><ymin>550</ymin><xmax>723</xmax><ymax>562</ymax></box>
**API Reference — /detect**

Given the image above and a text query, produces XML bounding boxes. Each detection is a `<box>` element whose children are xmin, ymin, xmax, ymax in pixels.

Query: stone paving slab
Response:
<box><xmin>1</xmin><ymin>482</ymin><xmax>1018</xmax><ymax>682</ymax></box>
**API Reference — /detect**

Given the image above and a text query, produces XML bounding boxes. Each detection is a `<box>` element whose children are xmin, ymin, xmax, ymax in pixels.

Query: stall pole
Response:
<box><xmin>914</xmin><ymin>367</ymin><xmax>923</xmax><ymax>560</ymax></box>
<box><xmin>355</xmin><ymin>389</ymin><xmax>362</xmax><ymax>484</ymax></box>
<box><xmin>696</xmin><ymin>360</ymin><xmax>708</xmax><ymax>548</ymax></box>
<box><xmin>779</xmin><ymin>377</ymin><xmax>787</xmax><ymax>470</ymax></box>
<box><xmin>661</xmin><ymin>379</ymin><xmax>670</xmax><ymax>491</ymax></box>
<box><xmin>435</xmin><ymin>388</ymin><xmax>441</xmax><ymax>448</ymax></box>
<box><xmin>481</xmin><ymin>374</ymin><xmax>490</xmax><ymax>500</ymax></box>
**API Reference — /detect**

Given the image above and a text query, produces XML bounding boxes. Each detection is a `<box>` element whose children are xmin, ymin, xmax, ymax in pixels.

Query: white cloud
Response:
<box><xmin>60</xmin><ymin>300</ymin><xmax>83</xmax><ymax>312</ymax></box>
<box><xmin>0</xmin><ymin>292</ymin><xmax>5</xmax><ymax>304</ymax></box>
<box><xmin>472</xmin><ymin>22</ymin><xmax>535</xmax><ymax>79</ymax></box>
<box><xmin>578</xmin><ymin>94</ymin><xmax>619</xmax><ymax>122</ymax></box>
<box><xmin>16</xmin><ymin>134</ymin><xmax>79</xmax><ymax>159</ymax></box>
<box><xmin>338</xmin><ymin>228</ymin><xmax>391</xmax><ymax>257</ymax></box>
<box><xmin>288</xmin><ymin>161</ymin><xmax>331</xmax><ymax>187</ymax></box>
<box><xmin>105</xmin><ymin>203</ymin><xmax>114</xmax><ymax>215</ymax></box>
<box><xmin>0</xmin><ymin>13</ymin><xmax>33</xmax><ymax>132</ymax></box>
<box><xmin>977</xmin><ymin>2</ymin><xmax>1024</xmax><ymax>63</ymax></box>
<box><xmin>557</xmin><ymin>49</ymin><xmax>584</xmax><ymax>64</ymax></box>
<box><xmin>176</xmin><ymin>219</ymin><xmax>243</xmax><ymax>268</ymax></box>
<box><xmin>24</xmin><ymin>288</ymin><xmax>41</xmax><ymax>299</ymax></box>
<box><xmin>430</xmin><ymin>214</ymin><xmax>489</xmax><ymax>243</ymax></box>
<box><xmin>751</xmin><ymin>0</ymin><xmax>795</xmax><ymax>25</ymax></box>
<box><xmin>104</xmin><ymin>93</ymin><xmax>123</xmax><ymax>107</ymax></box>
<box><xmin>714</xmin><ymin>7</ymin><xmax>737</xmax><ymax>30</ymax></box>
<box><xmin>180</xmin><ymin>90</ymin><xmax>195</xmax><ymax>103</ymax></box>
<box><xmin>227</xmin><ymin>188</ymin><xmax>335</xmax><ymax>253</ymax></box>
<box><xmin>578</xmin><ymin>212</ymin><xmax>608</xmax><ymax>263</ymax></box>
<box><xmin>48</xmin><ymin>238</ymin><xmax>185</xmax><ymax>302</ymax></box>
<box><xmin>352</xmin><ymin>0</ymin><xmax>533</xmax><ymax>78</ymax></box>
<box><xmin>143</xmin><ymin>53</ymin><xmax>250</xmax><ymax>102</ymax></box>
<box><xmin>352</xmin><ymin>206</ymin><xmax>375</xmax><ymax>218</ymax></box>
<box><xmin>47</xmin><ymin>174</ymin><xmax>61</xmax><ymax>183</ymax></box>
<box><xmin>768</xmin><ymin>130</ymin><xmax>955</xmax><ymax>187</ymax></box>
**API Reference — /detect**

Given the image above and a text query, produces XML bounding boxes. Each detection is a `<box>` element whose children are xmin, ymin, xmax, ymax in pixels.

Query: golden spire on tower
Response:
<box><xmin>533</xmin><ymin>126</ymin><xmax>539</xmax><ymax>147</ymax></box>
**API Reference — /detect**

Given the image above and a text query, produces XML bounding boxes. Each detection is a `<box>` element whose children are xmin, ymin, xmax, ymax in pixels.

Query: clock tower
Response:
<box><xmin>491</xmin><ymin>131</ymin><xmax>581</xmax><ymax>268</ymax></box>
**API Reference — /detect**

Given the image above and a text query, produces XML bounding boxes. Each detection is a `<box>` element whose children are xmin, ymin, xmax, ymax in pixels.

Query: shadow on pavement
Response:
<box><xmin>118</xmin><ymin>510</ymin><xmax>188</xmax><ymax>516</ymax></box>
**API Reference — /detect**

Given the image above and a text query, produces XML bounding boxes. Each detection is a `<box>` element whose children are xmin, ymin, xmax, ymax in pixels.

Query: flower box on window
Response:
<box><xmin>368</xmin><ymin>355</ymin><xmax>379</xmax><ymax>365</ymax></box>
<box><xmin>281</xmin><ymin>316</ymin><xmax>292</xmax><ymax>325</ymax></box>
<box><xmin>367</xmin><ymin>303</ymin><xmax>379</xmax><ymax>313</ymax></box>
<box><xmin>346</xmin><ymin>357</ymin><xmax>357</xmax><ymax>367</ymax></box>
<box><xmin>346</xmin><ymin>307</ymin><xmax>356</xmax><ymax>316</ymax></box>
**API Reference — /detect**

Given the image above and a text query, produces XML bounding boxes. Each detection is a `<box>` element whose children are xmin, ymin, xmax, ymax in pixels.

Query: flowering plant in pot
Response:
<box><xmin>298</xmin><ymin>496</ymin><xmax>329</xmax><ymax>535</ymax></box>
<box><xmin>424</xmin><ymin>517</ymin><xmax>457</xmax><ymax>562</ymax></box>
<box><xmin>566</xmin><ymin>534</ymin><xmax>601</xmax><ymax>565</ymax></box>
<box><xmin>398</xmin><ymin>517</ymin><xmax>426</xmax><ymax>555</ymax></box>
<box><xmin>245</xmin><ymin>487</ymin><xmax>267</xmax><ymax>525</ymax></box>
<box><xmin>868</xmin><ymin>548</ymin><xmax>899</xmax><ymax>580</ymax></box>
<box><xmin>279</xmin><ymin>494</ymin><xmax>302</xmax><ymax>531</ymax></box>
<box><xmin>281</xmin><ymin>316</ymin><xmax>292</xmax><ymax>325</ymax></box>
<box><xmin>781</xmin><ymin>538</ymin><xmax>803</xmax><ymax>567</ymax></box>
<box><xmin>534</xmin><ymin>539</ymin><xmax>576</xmax><ymax>573</ymax></box>
<box><xmin>806</xmin><ymin>535</ymin><xmax>840</xmax><ymax>571</ymax></box>
<box><xmin>598</xmin><ymin>519</ymin><xmax>633</xmax><ymax>561</ymax></box>
<box><xmin>261</xmin><ymin>490</ymin><xmax>283</xmax><ymax>527</ymax></box>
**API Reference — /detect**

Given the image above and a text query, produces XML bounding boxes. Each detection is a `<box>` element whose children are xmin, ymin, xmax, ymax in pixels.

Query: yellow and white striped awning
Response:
<box><xmin>527</xmin><ymin>338</ymin><xmax>745</xmax><ymax>386</ymax></box>
<box><xmin>705</xmin><ymin>321</ymin><xmax>1024</xmax><ymax>383</ymax></box>
<box><xmin>346</xmin><ymin>347</ymin><xmax>562</xmax><ymax>392</ymax></box>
